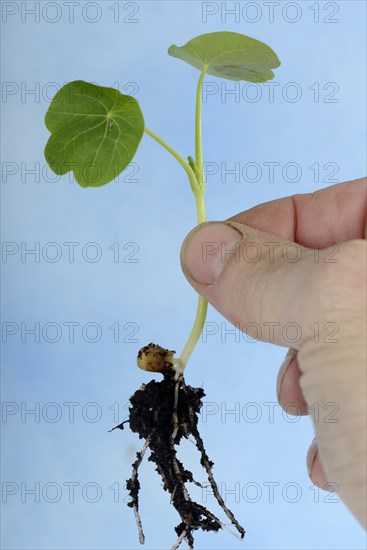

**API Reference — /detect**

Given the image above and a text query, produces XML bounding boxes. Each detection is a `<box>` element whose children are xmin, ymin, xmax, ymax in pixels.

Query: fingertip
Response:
<box><xmin>277</xmin><ymin>349</ymin><xmax>308</xmax><ymax>415</ymax></box>
<box><xmin>276</xmin><ymin>348</ymin><xmax>296</xmax><ymax>400</ymax></box>
<box><xmin>307</xmin><ymin>439</ymin><xmax>332</xmax><ymax>490</ymax></box>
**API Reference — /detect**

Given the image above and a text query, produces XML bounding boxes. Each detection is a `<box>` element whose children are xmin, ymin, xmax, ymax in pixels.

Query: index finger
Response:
<box><xmin>228</xmin><ymin>178</ymin><xmax>366</xmax><ymax>248</ymax></box>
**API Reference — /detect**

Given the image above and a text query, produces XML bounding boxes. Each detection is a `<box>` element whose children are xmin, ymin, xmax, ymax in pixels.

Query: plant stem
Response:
<box><xmin>144</xmin><ymin>127</ymin><xmax>197</xmax><ymax>192</ymax></box>
<box><xmin>194</xmin><ymin>66</ymin><xmax>208</xmax><ymax>191</ymax></box>
<box><xmin>144</xmin><ymin>66</ymin><xmax>209</xmax><ymax>371</ymax></box>
<box><xmin>178</xmin><ymin>68</ymin><xmax>209</xmax><ymax>370</ymax></box>
<box><xmin>179</xmin><ymin>295</ymin><xmax>208</xmax><ymax>369</ymax></box>
<box><xmin>178</xmin><ymin>192</ymin><xmax>208</xmax><ymax>371</ymax></box>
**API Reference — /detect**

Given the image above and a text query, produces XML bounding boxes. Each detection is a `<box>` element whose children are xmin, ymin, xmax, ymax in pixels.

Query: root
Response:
<box><xmin>126</xmin><ymin>437</ymin><xmax>151</xmax><ymax>544</ymax></box>
<box><xmin>182</xmin><ymin>380</ymin><xmax>246</xmax><ymax>539</ymax></box>
<box><xmin>113</xmin><ymin>344</ymin><xmax>245</xmax><ymax>549</ymax></box>
<box><xmin>172</xmin><ymin>529</ymin><xmax>187</xmax><ymax>550</ymax></box>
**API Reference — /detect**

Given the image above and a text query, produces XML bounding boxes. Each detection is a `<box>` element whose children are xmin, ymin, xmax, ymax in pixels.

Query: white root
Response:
<box><xmin>171</xmin><ymin>529</ymin><xmax>187</xmax><ymax>550</ymax></box>
<box><xmin>130</xmin><ymin>437</ymin><xmax>151</xmax><ymax>544</ymax></box>
<box><xmin>183</xmin><ymin>383</ymin><xmax>246</xmax><ymax>539</ymax></box>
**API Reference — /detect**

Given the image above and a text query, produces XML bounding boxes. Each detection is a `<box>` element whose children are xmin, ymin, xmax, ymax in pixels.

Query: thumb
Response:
<box><xmin>180</xmin><ymin>220</ymin><xmax>318</xmax><ymax>348</ymax></box>
<box><xmin>180</xmin><ymin>221</ymin><xmax>366</xmax><ymax>527</ymax></box>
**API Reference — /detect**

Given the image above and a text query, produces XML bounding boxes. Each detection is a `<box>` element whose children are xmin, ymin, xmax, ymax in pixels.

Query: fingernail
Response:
<box><xmin>181</xmin><ymin>222</ymin><xmax>243</xmax><ymax>286</ymax></box>
<box><xmin>276</xmin><ymin>348</ymin><xmax>296</xmax><ymax>400</ymax></box>
<box><xmin>306</xmin><ymin>438</ymin><xmax>318</xmax><ymax>478</ymax></box>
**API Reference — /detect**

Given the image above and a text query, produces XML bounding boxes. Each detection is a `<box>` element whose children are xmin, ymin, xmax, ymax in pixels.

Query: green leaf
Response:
<box><xmin>168</xmin><ymin>32</ymin><xmax>280</xmax><ymax>83</ymax></box>
<box><xmin>44</xmin><ymin>80</ymin><xmax>144</xmax><ymax>187</ymax></box>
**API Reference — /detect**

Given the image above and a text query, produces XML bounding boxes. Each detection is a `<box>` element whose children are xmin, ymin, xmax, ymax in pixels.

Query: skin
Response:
<box><xmin>180</xmin><ymin>178</ymin><xmax>366</xmax><ymax>528</ymax></box>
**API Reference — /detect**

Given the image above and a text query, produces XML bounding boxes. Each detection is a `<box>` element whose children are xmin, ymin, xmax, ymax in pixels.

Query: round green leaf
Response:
<box><xmin>44</xmin><ymin>81</ymin><xmax>144</xmax><ymax>187</ymax></box>
<box><xmin>168</xmin><ymin>32</ymin><xmax>280</xmax><ymax>83</ymax></box>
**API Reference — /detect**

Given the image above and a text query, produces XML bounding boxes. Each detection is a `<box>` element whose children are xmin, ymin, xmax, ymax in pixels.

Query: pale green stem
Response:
<box><xmin>194</xmin><ymin>66</ymin><xmax>208</xmax><ymax>191</ymax></box>
<box><xmin>144</xmin><ymin>127</ymin><xmax>197</xmax><ymax>192</ymax></box>
<box><xmin>178</xmin><ymin>68</ymin><xmax>209</xmax><ymax>370</ymax></box>
<box><xmin>178</xmin><ymin>193</ymin><xmax>207</xmax><ymax>369</ymax></box>
<box><xmin>144</xmin><ymin>72</ymin><xmax>209</xmax><ymax>371</ymax></box>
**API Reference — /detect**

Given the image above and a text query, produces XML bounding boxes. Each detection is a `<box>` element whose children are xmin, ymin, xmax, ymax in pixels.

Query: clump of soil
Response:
<box><xmin>110</xmin><ymin>343</ymin><xmax>245</xmax><ymax>549</ymax></box>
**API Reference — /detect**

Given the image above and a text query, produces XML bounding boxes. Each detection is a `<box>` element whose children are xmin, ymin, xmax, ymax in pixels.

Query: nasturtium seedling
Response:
<box><xmin>44</xmin><ymin>31</ymin><xmax>280</xmax><ymax>550</ymax></box>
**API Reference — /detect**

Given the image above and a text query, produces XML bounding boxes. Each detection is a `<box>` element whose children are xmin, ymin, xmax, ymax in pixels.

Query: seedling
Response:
<box><xmin>44</xmin><ymin>31</ymin><xmax>280</xmax><ymax>549</ymax></box>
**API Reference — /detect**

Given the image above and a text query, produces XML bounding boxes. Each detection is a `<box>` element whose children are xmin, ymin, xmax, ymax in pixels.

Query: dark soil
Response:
<box><xmin>111</xmin><ymin>344</ymin><xmax>245</xmax><ymax>549</ymax></box>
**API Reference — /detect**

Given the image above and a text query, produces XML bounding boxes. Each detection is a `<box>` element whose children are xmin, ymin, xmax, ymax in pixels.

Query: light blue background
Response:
<box><xmin>1</xmin><ymin>1</ymin><xmax>366</xmax><ymax>549</ymax></box>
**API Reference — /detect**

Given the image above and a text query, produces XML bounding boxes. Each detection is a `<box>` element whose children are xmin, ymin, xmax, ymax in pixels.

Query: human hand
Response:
<box><xmin>180</xmin><ymin>178</ymin><xmax>366</xmax><ymax>527</ymax></box>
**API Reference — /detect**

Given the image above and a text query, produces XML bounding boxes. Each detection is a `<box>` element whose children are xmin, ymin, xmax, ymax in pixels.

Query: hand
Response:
<box><xmin>180</xmin><ymin>178</ymin><xmax>366</xmax><ymax>527</ymax></box>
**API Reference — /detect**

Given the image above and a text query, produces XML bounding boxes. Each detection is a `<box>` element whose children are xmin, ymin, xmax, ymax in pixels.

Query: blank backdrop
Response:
<box><xmin>1</xmin><ymin>1</ymin><xmax>366</xmax><ymax>549</ymax></box>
